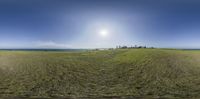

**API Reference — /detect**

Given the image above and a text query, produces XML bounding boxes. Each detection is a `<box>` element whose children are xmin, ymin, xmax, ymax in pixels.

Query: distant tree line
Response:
<box><xmin>92</xmin><ymin>45</ymin><xmax>155</xmax><ymax>51</ymax></box>
<box><xmin>116</xmin><ymin>45</ymin><xmax>154</xmax><ymax>49</ymax></box>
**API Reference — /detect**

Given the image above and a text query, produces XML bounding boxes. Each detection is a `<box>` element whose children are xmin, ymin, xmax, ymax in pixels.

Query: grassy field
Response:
<box><xmin>0</xmin><ymin>49</ymin><xmax>200</xmax><ymax>98</ymax></box>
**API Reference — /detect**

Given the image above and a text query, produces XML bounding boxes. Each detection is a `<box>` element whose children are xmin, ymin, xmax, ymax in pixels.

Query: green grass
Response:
<box><xmin>0</xmin><ymin>49</ymin><xmax>200</xmax><ymax>98</ymax></box>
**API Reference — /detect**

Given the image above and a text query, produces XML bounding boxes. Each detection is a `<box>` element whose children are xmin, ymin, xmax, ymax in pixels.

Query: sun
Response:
<box><xmin>99</xmin><ymin>29</ymin><xmax>108</xmax><ymax>37</ymax></box>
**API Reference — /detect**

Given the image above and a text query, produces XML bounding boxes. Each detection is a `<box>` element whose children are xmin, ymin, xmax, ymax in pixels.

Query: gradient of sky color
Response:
<box><xmin>0</xmin><ymin>0</ymin><xmax>200</xmax><ymax>49</ymax></box>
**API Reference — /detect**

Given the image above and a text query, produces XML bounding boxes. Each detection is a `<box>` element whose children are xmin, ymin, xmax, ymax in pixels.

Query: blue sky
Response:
<box><xmin>0</xmin><ymin>0</ymin><xmax>200</xmax><ymax>48</ymax></box>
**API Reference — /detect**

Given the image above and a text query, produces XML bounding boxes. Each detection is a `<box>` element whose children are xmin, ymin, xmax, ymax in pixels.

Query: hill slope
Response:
<box><xmin>0</xmin><ymin>49</ymin><xmax>200</xmax><ymax>98</ymax></box>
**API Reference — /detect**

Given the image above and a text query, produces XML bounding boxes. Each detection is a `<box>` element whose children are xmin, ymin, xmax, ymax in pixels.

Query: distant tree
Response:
<box><xmin>135</xmin><ymin>45</ymin><xmax>137</xmax><ymax>48</ymax></box>
<box><xmin>138</xmin><ymin>46</ymin><xmax>142</xmax><ymax>48</ymax></box>
<box><xmin>130</xmin><ymin>45</ymin><xmax>133</xmax><ymax>48</ymax></box>
<box><xmin>122</xmin><ymin>46</ymin><xmax>128</xmax><ymax>49</ymax></box>
<box><xmin>109</xmin><ymin>48</ymin><xmax>114</xmax><ymax>50</ymax></box>
<box><xmin>116</xmin><ymin>46</ymin><xmax>118</xmax><ymax>49</ymax></box>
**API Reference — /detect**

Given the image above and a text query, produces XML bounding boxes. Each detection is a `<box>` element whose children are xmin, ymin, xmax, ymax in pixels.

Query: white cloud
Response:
<box><xmin>34</xmin><ymin>41</ymin><xmax>72</xmax><ymax>49</ymax></box>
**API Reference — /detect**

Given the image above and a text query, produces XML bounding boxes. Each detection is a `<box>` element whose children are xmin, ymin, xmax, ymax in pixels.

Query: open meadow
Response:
<box><xmin>0</xmin><ymin>49</ymin><xmax>200</xmax><ymax>99</ymax></box>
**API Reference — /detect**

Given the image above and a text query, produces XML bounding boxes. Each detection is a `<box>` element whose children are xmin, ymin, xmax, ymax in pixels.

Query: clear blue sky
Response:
<box><xmin>0</xmin><ymin>0</ymin><xmax>200</xmax><ymax>49</ymax></box>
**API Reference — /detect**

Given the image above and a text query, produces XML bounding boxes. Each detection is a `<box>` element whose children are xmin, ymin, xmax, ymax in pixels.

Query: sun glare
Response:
<box><xmin>99</xmin><ymin>29</ymin><xmax>108</xmax><ymax>37</ymax></box>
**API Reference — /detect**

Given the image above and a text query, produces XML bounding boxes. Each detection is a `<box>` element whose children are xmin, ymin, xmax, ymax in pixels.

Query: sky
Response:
<box><xmin>0</xmin><ymin>0</ymin><xmax>200</xmax><ymax>49</ymax></box>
